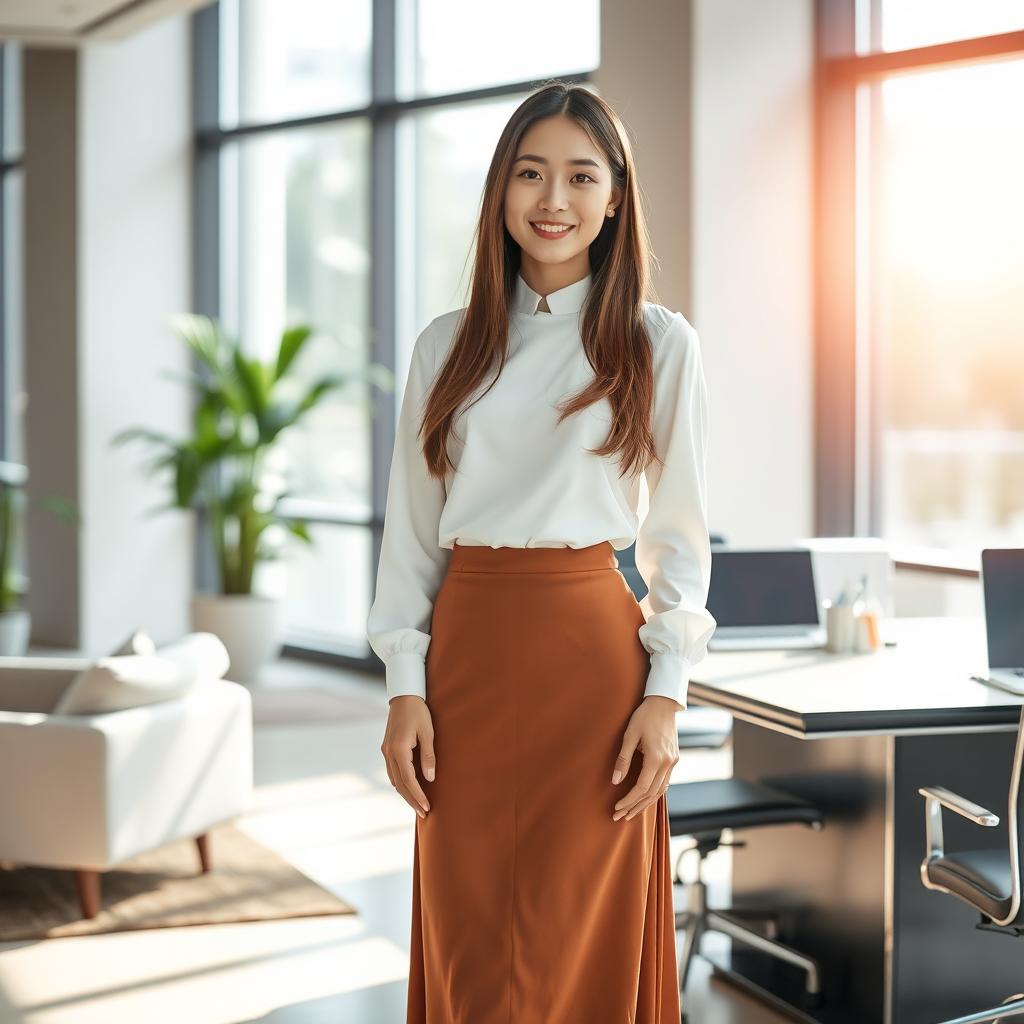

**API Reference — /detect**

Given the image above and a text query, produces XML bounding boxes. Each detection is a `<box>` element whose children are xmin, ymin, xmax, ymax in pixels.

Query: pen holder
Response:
<box><xmin>823</xmin><ymin>599</ymin><xmax>858</xmax><ymax>653</ymax></box>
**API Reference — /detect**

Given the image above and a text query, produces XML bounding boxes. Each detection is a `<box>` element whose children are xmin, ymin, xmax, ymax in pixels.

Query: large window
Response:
<box><xmin>194</xmin><ymin>1</ymin><xmax>599</xmax><ymax>662</ymax></box>
<box><xmin>816</xmin><ymin>0</ymin><xmax>1024</xmax><ymax>570</ymax></box>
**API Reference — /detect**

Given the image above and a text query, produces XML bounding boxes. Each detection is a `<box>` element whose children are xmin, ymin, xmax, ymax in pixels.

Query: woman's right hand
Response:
<box><xmin>381</xmin><ymin>695</ymin><xmax>435</xmax><ymax>818</ymax></box>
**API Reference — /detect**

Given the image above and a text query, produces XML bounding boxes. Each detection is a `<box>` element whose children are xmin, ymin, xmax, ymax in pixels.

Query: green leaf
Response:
<box><xmin>169</xmin><ymin>313</ymin><xmax>223</xmax><ymax>376</ymax></box>
<box><xmin>275</xmin><ymin>325</ymin><xmax>313</xmax><ymax>382</ymax></box>
<box><xmin>286</xmin><ymin>519</ymin><xmax>313</xmax><ymax>543</ymax></box>
<box><xmin>174</xmin><ymin>448</ymin><xmax>203</xmax><ymax>507</ymax></box>
<box><xmin>232</xmin><ymin>347</ymin><xmax>269</xmax><ymax>420</ymax></box>
<box><xmin>295</xmin><ymin>374</ymin><xmax>345</xmax><ymax>416</ymax></box>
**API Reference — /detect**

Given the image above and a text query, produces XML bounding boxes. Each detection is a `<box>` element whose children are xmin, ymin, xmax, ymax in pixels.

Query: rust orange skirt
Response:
<box><xmin>407</xmin><ymin>540</ymin><xmax>680</xmax><ymax>1024</ymax></box>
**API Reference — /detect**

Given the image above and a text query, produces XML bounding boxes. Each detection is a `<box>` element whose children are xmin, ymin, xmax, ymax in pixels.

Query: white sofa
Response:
<box><xmin>0</xmin><ymin>655</ymin><xmax>253</xmax><ymax>919</ymax></box>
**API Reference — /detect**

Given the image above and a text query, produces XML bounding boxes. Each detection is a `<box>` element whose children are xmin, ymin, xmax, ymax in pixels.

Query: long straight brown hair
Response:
<box><xmin>420</xmin><ymin>82</ymin><xmax>663</xmax><ymax>483</ymax></box>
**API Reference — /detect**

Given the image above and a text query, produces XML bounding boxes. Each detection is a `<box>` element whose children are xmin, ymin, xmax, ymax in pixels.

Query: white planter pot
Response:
<box><xmin>0</xmin><ymin>609</ymin><xmax>30</xmax><ymax>655</ymax></box>
<box><xmin>190</xmin><ymin>592</ymin><xmax>284</xmax><ymax>684</ymax></box>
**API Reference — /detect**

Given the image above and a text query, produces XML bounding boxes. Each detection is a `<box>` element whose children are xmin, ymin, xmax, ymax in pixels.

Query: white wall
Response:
<box><xmin>692</xmin><ymin>0</ymin><xmax>815</xmax><ymax>548</ymax></box>
<box><xmin>595</xmin><ymin>0</ymin><xmax>694</xmax><ymax>316</ymax></box>
<box><xmin>78</xmin><ymin>13</ymin><xmax>194</xmax><ymax>651</ymax></box>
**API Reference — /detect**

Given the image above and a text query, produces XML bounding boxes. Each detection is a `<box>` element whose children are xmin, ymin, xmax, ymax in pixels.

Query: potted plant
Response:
<box><xmin>112</xmin><ymin>314</ymin><xmax>389</xmax><ymax>681</ymax></box>
<box><xmin>0</xmin><ymin>460</ymin><xmax>80</xmax><ymax>655</ymax></box>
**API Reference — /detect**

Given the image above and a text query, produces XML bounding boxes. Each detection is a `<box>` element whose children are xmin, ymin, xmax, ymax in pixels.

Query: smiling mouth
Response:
<box><xmin>530</xmin><ymin>222</ymin><xmax>576</xmax><ymax>237</ymax></box>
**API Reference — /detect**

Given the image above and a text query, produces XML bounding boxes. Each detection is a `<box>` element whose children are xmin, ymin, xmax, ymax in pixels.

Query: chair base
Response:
<box><xmin>674</xmin><ymin>880</ymin><xmax>823</xmax><ymax>1000</ymax></box>
<box><xmin>674</xmin><ymin>841</ymin><xmax>822</xmax><ymax>1009</ymax></box>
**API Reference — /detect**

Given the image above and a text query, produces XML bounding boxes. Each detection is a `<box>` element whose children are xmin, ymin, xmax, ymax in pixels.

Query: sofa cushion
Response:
<box><xmin>51</xmin><ymin>633</ymin><xmax>230</xmax><ymax>715</ymax></box>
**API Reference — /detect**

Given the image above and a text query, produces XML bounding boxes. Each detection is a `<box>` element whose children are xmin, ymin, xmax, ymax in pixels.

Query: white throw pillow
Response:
<box><xmin>152</xmin><ymin>632</ymin><xmax>231</xmax><ymax>683</ymax></box>
<box><xmin>108</xmin><ymin>628</ymin><xmax>156</xmax><ymax>657</ymax></box>
<box><xmin>50</xmin><ymin>632</ymin><xmax>231</xmax><ymax>716</ymax></box>
<box><xmin>52</xmin><ymin>654</ymin><xmax>200</xmax><ymax>716</ymax></box>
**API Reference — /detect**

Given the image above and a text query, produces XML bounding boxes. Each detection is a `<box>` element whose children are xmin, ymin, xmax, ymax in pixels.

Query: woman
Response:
<box><xmin>367</xmin><ymin>82</ymin><xmax>717</xmax><ymax>1023</ymax></box>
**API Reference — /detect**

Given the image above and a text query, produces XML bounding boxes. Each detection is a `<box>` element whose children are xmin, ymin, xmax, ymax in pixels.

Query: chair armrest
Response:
<box><xmin>918</xmin><ymin>785</ymin><xmax>999</xmax><ymax>826</ymax></box>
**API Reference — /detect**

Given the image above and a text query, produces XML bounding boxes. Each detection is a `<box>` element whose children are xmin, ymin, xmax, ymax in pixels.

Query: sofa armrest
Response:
<box><xmin>0</xmin><ymin>659</ymin><xmax>94</xmax><ymax>714</ymax></box>
<box><xmin>0</xmin><ymin>679</ymin><xmax>253</xmax><ymax>870</ymax></box>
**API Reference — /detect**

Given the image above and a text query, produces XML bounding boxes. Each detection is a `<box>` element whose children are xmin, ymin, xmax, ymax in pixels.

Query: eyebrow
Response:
<box><xmin>513</xmin><ymin>154</ymin><xmax>602</xmax><ymax>169</ymax></box>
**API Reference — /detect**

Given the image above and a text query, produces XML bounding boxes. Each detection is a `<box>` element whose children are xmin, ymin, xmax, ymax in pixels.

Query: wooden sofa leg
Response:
<box><xmin>74</xmin><ymin>869</ymin><xmax>101</xmax><ymax>919</ymax></box>
<box><xmin>196</xmin><ymin>833</ymin><xmax>211</xmax><ymax>873</ymax></box>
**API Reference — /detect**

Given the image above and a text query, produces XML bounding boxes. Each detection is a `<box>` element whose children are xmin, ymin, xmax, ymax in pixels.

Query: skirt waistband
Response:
<box><xmin>449</xmin><ymin>540</ymin><xmax>619</xmax><ymax>573</ymax></box>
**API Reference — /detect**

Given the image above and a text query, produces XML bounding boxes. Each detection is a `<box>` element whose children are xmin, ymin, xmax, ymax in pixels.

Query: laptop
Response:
<box><xmin>972</xmin><ymin>548</ymin><xmax>1024</xmax><ymax>694</ymax></box>
<box><xmin>706</xmin><ymin>548</ymin><xmax>826</xmax><ymax>651</ymax></box>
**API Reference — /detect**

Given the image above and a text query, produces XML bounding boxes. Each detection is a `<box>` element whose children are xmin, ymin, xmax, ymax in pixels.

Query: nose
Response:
<box><xmin>539</xmin><ymin>178</ymin><xmax>570</xmax><ymax>213</ymax></box>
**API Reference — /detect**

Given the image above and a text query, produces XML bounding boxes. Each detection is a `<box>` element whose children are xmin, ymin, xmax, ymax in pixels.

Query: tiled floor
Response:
<box><xmin>0</xmin><ymin>656</ymin><xmax>790</xmax><ymax>1024</ymax></box>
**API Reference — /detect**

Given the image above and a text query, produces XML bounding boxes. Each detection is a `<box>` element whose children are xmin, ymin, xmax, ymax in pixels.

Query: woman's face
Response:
<box><xmin>504</xmin><ymin>114</ymin><xmax>621</xmax><ymax>277</ymax></box>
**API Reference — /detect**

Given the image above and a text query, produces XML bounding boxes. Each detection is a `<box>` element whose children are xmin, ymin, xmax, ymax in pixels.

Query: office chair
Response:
<box><xmin>919</xmin><ymin>705</ymin><xmax>1024</xmax><ymax>1023</ymax></box>
<box><xmin>667</xmin><ymin>777</ymin><xmax>825</xmax><ymax>1018</ymax></box>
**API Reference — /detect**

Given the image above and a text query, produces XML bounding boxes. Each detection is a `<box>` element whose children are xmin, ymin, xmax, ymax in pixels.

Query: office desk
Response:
<box><xmin>688</xmin><ymin>616</ymin><xmax>1024</xmax><ymax>1024</ymax></box>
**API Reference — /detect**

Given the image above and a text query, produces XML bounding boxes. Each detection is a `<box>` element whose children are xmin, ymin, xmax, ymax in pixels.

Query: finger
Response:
<box><xmin>624</xmin><ymin>763</ymin><xmax>674</xmax><ymax>820</ymax></box>
<box><xmin>611</xmin><ymin>729</ymin><xmax>639</xmax><ymax>785</ymax></box>
<box><xmin>615</xmin><ymin>760</ymin><xmax>671</xmax><ymax>820</ymax></box>
<box><xmin>419</xmin><ymin>726</ymin><xmax>436</xmax><ymax>783</ymax></box>
<box><xmin>386</xmin><ymin>752</ymin><xmax>424</xmax><ymax>817</ymax></box>
<box><xmin>612</xmin><ymin>781</ymin><xmax>649</xmax><ymax>819</ymax></box>
<box><xmin>619</xmin><ymin>766</ymin><xmax>669</xmax><ymax>821</ymax></box>
<box><xmin>401</xmin><ymin>755</ymin><xmax>431</xmax><ymax>814</ymax></box>
<box><xmin>614</xmin><ymin>757</ymin><xmax>661</xmax><ymax>815</ymax></box>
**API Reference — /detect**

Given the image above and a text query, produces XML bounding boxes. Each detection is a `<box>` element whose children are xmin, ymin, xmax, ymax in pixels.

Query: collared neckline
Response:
<box><xmin>512</xmin><ymin>271</ymin><xmax>593</xmax><ymax>316</ymax></box>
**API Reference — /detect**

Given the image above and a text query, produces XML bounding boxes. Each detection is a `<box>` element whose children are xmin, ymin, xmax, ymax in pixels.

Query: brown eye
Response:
<box><xmin>516</xmin><ymin>169</ymin><xmax>596</xmax><ymax>183</ymax></box>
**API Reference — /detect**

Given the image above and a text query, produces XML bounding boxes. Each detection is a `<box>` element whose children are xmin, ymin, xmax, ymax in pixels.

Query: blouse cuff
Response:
<box><xmin>643</xmin><ymin>651</ymin><xmax>691</xmax><ymax>710</ymax></box>
<box><xmin>385</xmin><ymin>651</ymin><xmax>428</xmax><ymax>704</ymax></box>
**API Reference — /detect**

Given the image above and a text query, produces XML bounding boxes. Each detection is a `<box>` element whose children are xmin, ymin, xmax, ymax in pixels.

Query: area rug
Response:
<box><xmin>0</xmin><ymin>821</ymin><xmax>356</xmax><ymax>940</ymax></box>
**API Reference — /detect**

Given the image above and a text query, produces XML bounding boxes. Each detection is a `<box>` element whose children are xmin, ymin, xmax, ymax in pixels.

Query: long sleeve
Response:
<box><xmin>366</xmin><ymin>319</ymin><xmax>452</xmax><ymax>704</ymax></box>
<box><xmin>635</xmin><ymin>312</ymin><xmax>718</xmax><ymax>709</ymax></box>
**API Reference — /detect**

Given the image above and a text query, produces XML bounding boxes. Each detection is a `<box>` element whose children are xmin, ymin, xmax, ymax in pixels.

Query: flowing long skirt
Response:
<box><xmin>407</xmin><ymin>540</ymin><xmax>680</xmax><ymax>1024</ymax></box>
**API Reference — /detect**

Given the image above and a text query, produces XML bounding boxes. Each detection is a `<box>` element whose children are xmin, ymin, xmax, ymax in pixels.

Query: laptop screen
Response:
<box><xmin>982</xmin><ymin>548</ymin><xmax>1024</xmax><ymax>669</ymax></box>
<box><xmin>707</xmin><ymin>549</ymin><xmax>820</xmax><ymax>628</ymax></box>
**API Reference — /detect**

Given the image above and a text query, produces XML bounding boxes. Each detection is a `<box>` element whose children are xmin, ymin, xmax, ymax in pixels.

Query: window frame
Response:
<box><xmin>0</xmin><ymin>43</ymin><xmax>23</xmax><ymax>464</ymax></box>
<box><xmin>814</xmin><ymin>0</ymin><xmax>1024</xmax><ymax>578</ymax></box>
<box><xmin>191</xmin><ymin>1</ymin><xmax>596</xmax><ymax>668</ymax></box>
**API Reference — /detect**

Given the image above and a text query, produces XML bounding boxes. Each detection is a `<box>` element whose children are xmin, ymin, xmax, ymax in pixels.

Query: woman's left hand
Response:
<box><xmin>611</xmin><ymin>695</ymin><xmax>680</xmax><ymax>821</ymax></box>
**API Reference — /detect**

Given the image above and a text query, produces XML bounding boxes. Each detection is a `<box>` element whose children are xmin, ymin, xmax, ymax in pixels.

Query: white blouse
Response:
<box><xmin>366</xmin><ymin>270</ymin><xmax>717</xmax><ymax>709</ymax></box>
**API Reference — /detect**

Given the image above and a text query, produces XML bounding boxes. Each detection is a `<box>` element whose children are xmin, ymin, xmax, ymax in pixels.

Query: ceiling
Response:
<box><xmin>0</xmin><ymin>0</ymin><xmax>213</xmax><ymax>46</ymax></box>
